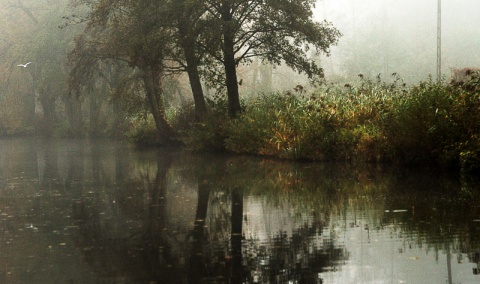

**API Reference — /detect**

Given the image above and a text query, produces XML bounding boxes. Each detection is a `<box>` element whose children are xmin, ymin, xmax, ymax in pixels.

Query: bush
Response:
<box><xmin>126</xmin><ymin>114</ymin><xmax>160</xmax><ymax>146</ymax></box>
<box><xmin>175</xmin><ymin>98</ymin><xmax>230</xmax><ymax>152</ymax></box>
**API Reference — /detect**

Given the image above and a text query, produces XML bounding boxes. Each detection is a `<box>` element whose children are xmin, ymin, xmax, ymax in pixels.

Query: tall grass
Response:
<box><xmin>224</xmin><ymin>75</ymin><xmax>406</xmax><ymax>161</ymax></box>
<box><xmin>172</xmin><ymin>74</ymin><xmax>480</xmax><ymax>176</ymax></box>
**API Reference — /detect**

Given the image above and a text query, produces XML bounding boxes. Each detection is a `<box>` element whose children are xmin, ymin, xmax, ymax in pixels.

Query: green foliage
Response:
<box><xmin>224</xmin><ymin>89</ymin><xmax>376</xmax><ymax>160</ymax></box>
<box><xmin>222</xmin><ymin>76</ymin><xmax>402</xmax><ymax>161</ymax></box>
<box><xmin>381</xmin><ymin>80</ymin><xmax>455</xmax><ymax>163</ymax></box>
<box><xmin>173</xmin><ymin>98</ymin><xmax>231</xmax><ymax>152</ymax></box>
<box><xmin>460</xmin><ymin>148</ymin><xmax>480</xmax><ymax>179</ymax></box>
<box><xmin>126</xmin><ymin>114</ymin><xmax>160</xmax><ymax>146</ymax></box>
<box><xmin>381</xmin><ymin>77</ymin><xmax>480</xmax><ymax>166</ymax></box>
<box><xmin>174</xmin><ymin>74</ymin><xmax>480</xmax><ymax>177</ymax></box>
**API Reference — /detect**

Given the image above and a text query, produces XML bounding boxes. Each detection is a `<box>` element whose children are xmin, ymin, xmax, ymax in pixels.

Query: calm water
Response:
<box><xmin>0</xmin><ymin>138</ymin><xmax>479</xmax><ymax>284</ymax></box>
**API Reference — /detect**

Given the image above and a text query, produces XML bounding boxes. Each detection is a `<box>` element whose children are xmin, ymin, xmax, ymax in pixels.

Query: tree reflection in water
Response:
<box><xmin>70</xmin><ymin>149</ymin><xmax>350</xmax><ymax>283</ymax></box>
<box><xmin>183</xmin><ymin>156</ymin><xmax>350</xmax><ymax>283</ymax></box>
<box><xmin>0</xmin><ymin>138</ymin><xmax>479</xmax><ymax>283</ymax></box>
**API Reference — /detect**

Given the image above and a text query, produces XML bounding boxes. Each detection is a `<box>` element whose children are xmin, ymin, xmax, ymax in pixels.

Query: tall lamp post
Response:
<box><xmin>437</xmin><ymin>0</ymin><xmax>442</xmax><ymax>82</ymax></box>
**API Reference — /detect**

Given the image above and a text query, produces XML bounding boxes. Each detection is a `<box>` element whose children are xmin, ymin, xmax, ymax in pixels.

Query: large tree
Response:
<box><xmin>167</xmin><ymin>0</ymin><xmax>209</xmax><ymax>121</ymax></box>
<box><xmin>71</xmin><ymin>0</ymin><xmax>341</xmax><ymax>136</ymax></box>
<box><xmin>71</xmin><ymin>0</ymin><xmax>179</xmax><ymax>143</ymax></box>
<box><xmin>71</xmin><ymin>0</ymin><xmax>213</xmax><ymax>140</ymax></box>
<box><xmin>202</xmin><ymin>0</ymin><xmax>341</xmax><ymax>117</ymax></box>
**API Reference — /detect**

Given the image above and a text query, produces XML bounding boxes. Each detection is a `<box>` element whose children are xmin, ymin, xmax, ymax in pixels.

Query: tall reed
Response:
<box><xmin>173</xmin><ymin>74</ymin><xmax>480</xmax><ymax>176</ymax></box>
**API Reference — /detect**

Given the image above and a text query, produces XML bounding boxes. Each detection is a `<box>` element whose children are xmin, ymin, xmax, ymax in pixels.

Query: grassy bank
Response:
<box><xmin>135</xmin><ymin>75</ymin><xmax>480</xmax><ymax>178</ymax></box>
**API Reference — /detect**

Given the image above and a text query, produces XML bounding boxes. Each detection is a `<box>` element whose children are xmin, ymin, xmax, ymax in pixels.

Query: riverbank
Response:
<box><xmin>162</xmin><ymin>76</ymin><xmax>479</xmax><ymax>179</ymax></box>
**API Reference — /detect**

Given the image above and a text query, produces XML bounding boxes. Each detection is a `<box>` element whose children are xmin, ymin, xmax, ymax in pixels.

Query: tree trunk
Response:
<box><xmin>184</xmin><ymin>43</ymin><xmax>207</xmax><ymax>121</ymax></box>
<box><xmin>112</xmin><ymin>94</ymin><xmax>124</xmax><ymax>138</ymax></box>
<box><xmin>89</xmin><ymin>94</ymin><xmax>101</xmax><ymax>137</ymax></box>
<box><xmin>261</xmin><ymin>63</ymin><xmax>273</xmax><ymax>93</ymax></box>
<box><xmin>221</xmin><ymin>3</ymin><xmax>242</xmax><ymax>118</ymax></box>
<box><xmin>89</xmin><ymin>80</ymin><xmax>108</xmax><ymax>137</ymax></box>
<box><xmin>176</xmin><ymin>0</ymin><xmax>207</xmax><ymax>121</ymax></box>
<box><xmin>38</xmin><ymin>91</ymin><xmax>57</xmax><ymax>136</ymax></box>
<box><xmin>64</xmin><ymin>92</ymin><xmax>84</xmax><ymax>137</ymax></box>
<box><xmin>111</xmin><ymin>65</ymin><xmax>128</xmax><ymax>138</ymax></box>
<box><xmin>142</xmin><ymin>67</ymin><xmax>177</xmax><ymax>144</ymax></box>
<box><xmin>25</xmin><ymin>74</ymin><xmax>36</xmax><ymax>129</ymax></box>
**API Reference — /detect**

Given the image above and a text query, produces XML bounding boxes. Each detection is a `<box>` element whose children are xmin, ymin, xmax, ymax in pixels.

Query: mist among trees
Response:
<box><xmin>314</xmin><ymin>0</ymin><xmax>480</xmax><ymax>83</ymax></box>
<box><xmin>0</xmin><ymin>0</ymin><xmax>479</xmax><ymax>142</ymax></box>
<box><xmin>0</xmin><ymin>0</ymin><xmax>337</xmax><ymax>138</ymax></box>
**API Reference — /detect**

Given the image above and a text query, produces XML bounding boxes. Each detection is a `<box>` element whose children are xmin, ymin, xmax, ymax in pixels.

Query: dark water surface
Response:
<box><xmin>0</xmin><ymin>138</ymin><xmax>480</xmax><ymax>283</ymax></box>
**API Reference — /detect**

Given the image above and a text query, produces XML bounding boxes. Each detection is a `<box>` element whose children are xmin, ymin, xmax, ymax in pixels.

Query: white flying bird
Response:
<box><xmin>17</xmin><ymin>62</ymin><xmax>32</xmax><ymax>68</ymax></box>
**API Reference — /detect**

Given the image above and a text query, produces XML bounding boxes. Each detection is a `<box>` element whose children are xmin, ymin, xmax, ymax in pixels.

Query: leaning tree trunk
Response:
<box><xmin>176</xmin><ymin>0</ymin><xmax>208</xmax><ymax>121</ymax></box>
<box><xmin>183</xmin><ymin>42</ymin><xmax>207</xmax><ymax>121</ymax></box>
<box><xmin>142</xmin><ymin>67</ymin><xmax>177</xmax><ymax>144</ymax></box>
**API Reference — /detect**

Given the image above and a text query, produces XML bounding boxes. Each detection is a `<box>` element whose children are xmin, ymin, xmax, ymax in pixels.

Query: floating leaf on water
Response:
<box><xmin>25</xmin><ymin>224</ymin><xmax>38</xmax><ymax>230</ymax></box>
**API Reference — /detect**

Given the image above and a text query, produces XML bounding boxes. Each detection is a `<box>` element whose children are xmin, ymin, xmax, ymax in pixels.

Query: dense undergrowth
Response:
<box><xmin>167</xmin><ymin>74</ymin><xmax>480</xmax><ymax>178</ymax></box>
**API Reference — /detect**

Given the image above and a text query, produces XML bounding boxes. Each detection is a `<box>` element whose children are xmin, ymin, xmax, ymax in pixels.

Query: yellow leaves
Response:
<box><xmin>271</xmin><ymin>129</ymin><xmax>288</xmax><ymax>151</ymax></box>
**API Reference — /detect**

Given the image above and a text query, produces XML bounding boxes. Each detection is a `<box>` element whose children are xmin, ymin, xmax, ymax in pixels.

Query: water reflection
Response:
<box><xmin>0</xmin><ymin>138</ymin><xmax>479</xmax><ymax>283</ymax></box>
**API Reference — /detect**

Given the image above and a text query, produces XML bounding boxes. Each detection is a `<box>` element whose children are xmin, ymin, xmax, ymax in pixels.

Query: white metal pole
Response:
<box><xmin>437</xmin><ymin>0</ymin><xmax>442</xmax><ymax>82</ymax></box>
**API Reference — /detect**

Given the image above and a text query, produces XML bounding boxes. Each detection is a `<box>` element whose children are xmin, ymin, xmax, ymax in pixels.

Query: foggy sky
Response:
<box><xmin>314</xmin><ymin>0</ymin><xmax>480</xmax><ymax>83</ymax></box>
<box><xmin>2</xmin><ymin>0</ymin><xmax>479</xmax><ymax>86</ymax></box>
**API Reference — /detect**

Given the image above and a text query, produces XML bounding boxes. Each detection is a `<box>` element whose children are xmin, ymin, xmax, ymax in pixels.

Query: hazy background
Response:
<box><xmin>1</xmin><ymin>0</ymin><xmax>479</xmax><ymax>89</ymax></box>
<box><xmin>1</xmin><ymin>0</ymin><xmax>480</xmax><ymax>134</ymax></box>
<box><xmin>313</xmin><ymin>0</ymin><xmax>480</xmax><ymax>84</ymax></box>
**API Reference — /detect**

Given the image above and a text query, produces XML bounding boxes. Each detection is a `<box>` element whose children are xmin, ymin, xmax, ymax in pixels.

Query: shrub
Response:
<box><xmin>175</xmin><ymin>98</ymin><xmax>230</xmax><ymax>152</ymax></box>
<box><xmin>126</xmin><ymin>114</ymin><xmax>160</xmax><ymax>146</ymax></box>
<box><xmin>380</xmin><ymin>80</ymin><xmax>451</xmax><ymax>163</ymax></box>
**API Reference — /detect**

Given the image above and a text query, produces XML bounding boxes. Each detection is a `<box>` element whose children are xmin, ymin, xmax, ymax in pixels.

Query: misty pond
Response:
<box><xmin>1</xmin><ymin>138</ymin><xmax>480</xmax><ymax>284</ymax></box>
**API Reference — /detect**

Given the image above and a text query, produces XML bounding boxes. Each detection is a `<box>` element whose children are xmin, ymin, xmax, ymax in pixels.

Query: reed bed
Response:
<box><xmin>173</xmin><ymin>74</ymin><xmax>480</xmax><ymax>177</ymax></box>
